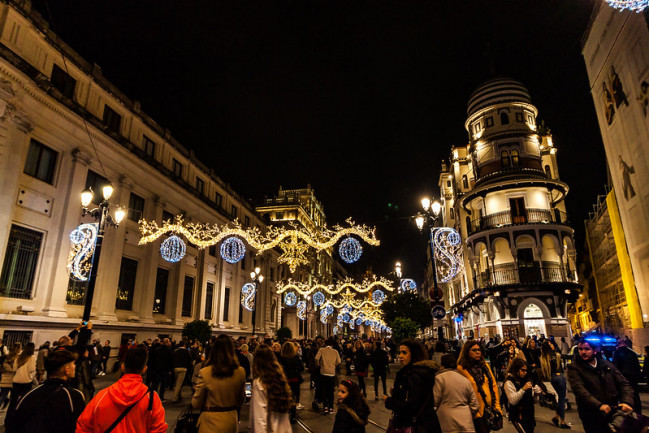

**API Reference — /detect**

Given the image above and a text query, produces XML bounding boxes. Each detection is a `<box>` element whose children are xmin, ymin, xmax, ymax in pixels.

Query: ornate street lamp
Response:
<box><xmin>250</xmin><ymin>266</ymin><xmax>264</xmax><ymax>335</ymax></box>
<box><xmin>79</xmin><ymin>185</ymin><xmax>125</xmax><ymax>322</ymax></box>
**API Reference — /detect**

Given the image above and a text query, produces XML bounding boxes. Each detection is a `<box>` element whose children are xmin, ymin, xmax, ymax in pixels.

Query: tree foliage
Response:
<box><xmin>391</xmin><ymin>317</ymin><xmax>420</xmax><ymax>343</ymax></box>
<box><xmin>276</xmin><ymin>326</ymin><xmax>293</xmax><ymax>340</ymax></box>
<box><xmin>182</xmin><ymin>320</ymin><xmax>212</xmax><ymax>343</ymax></box>
<box><xmin>381</xmin><ymin>291</ymin><xmax>432</xmax><ymax>330</ymax></box>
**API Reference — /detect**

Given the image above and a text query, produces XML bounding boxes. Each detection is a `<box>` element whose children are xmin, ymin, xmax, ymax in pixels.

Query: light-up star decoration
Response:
<box><xmin>432</xmin><ymin>227</ymin><xmax>464</xmax><ymax>283</ymax></box>
<box><xmin>605</xmin><ymin>0</ymin><xmax>648</xmax><ymax>12</ymax></box>
<box><xmin>139</xmin><ymin>216</ymin><xmax>379</xmax><ymax>273</ymax></box>
<box><xmin>67</xmin><ymin>223</ymin><xmax>98</xmax><ymax>281</ymax></box>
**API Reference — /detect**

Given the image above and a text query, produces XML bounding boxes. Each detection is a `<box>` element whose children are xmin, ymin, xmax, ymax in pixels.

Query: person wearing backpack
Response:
<box><xmin>76</xmin><ymin>347</ymin><xmax>167</xmax><ymax>433</ymax></box>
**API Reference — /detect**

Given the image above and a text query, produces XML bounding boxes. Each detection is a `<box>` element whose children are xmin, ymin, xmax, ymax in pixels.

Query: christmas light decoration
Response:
<box><xmin>284</xmin><ymin>292</ymin><xmax>297</xmax><ymax>307</ymax></box>
<box><xmin>160</xmin><ymin>235</ymin><xmax>186</xmax><ymax>263</ymax></box>
<box><xmin>372</xmin><ymin>290</ymin><xmax>386</xmax><ymax>305</ymax></box>
<box><xmin>342</xmin><ymin>312</ymin><xmax>351</xmax><ymax>322</ymax></box>
<box><xmin>297</xmin><ymin>301</ymin><xmax>306</xmax><ymax>320</ymax></box>
<box><xmin>220</xmin><ymin>236</ymin><xmax>246</xmax><ymax>264</ymax></box>
<box><xmin>356</xmin><ymin>317</ymin><xmax>363</xmax><ymax>326</ymax></box>
<box><xmin>431</xmin><ymin>227</ymin><xmax>464</xmax><ymax>283</ymax></box>
<box><xmin>241</xmin><ymin>283</ymin><xmax>256</xmax><ymax>311</ymax></box>
<box><xmin>276</xmin><ymin>276</ymin><xmax>395</xmax><ymax>297</ymax></box>
<box><xmin>67</xmin><ymin>223</ymin><xmax>98</xmax><ymax>282</ymax></box>
<box><xmin>312</xmin><ymin>291</ymin><xmax>325</xmax><ymax>306</ymax></box>
<box><xmin>338</xmin><ymin>237</ymin><xmax>363</xmax><ymax>263</ymax></box>
<box><xmin>400</xmin><ymin>279</ymin><xmax>417</xmax><ymax>292</ymax></box>
<box><xmin>605</xmin><ymin>0</ymin><xmax>649</xmax><ymax>12</ymax></box>
<box><xmin>139</xmin><ymin>216</ymin><xmax>379</xmax><ymax>274</ymax></box>
<box><xmin>333</xmin><ymin>326</ymin><xmax>339</xmax><ymax>335</ymax></box>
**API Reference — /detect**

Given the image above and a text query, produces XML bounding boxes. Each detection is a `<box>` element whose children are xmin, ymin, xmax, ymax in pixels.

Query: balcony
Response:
<box><xmin>468</xmin><ymin>208</ymin><xmax>569</xmax><ymax>236</ymax></box>
<box><xmin>476</xmin><ymin>262</ymin><xmax>577</xmax><ymax>288</ymax></box>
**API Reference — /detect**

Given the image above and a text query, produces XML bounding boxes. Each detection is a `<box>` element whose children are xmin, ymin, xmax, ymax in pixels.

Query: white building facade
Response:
<box><xmin>0</xmin><ymin>2</ymin><xmax>282</xmax><ymax>348</ymax></box>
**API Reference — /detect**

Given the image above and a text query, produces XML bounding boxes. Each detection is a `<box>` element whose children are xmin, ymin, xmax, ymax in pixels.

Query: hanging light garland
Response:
<box><xmin>241</xmin><ymin>283</ymin><xmax>256</xmax><ymax>311</ymax></box>
<box><xmin>276</xmin><ymin>276</ymin><xmax>395</xmax><ymax>297</ymax></box>
<box><xmin>605</xmin><ymin>0</ymin><xmax>649</xmax><ymax>12</ymax></box>
<box><xmin>67</xmin><ymin>223</ymin><xmax>98</xmax><ymax>281</ymax></box>
<box><xmin>139</xmin><ymin>216</ymin><xmax>380</xmax><ymax>273</ymax></box>
<box><xmin>160</xmin><ymin>235</ymin><xmax>186</xmax><ymax>263</ymax></box>
<box><xmin>338</xmin><ymin>237</ymin><xmax>363</xmax><ymax>263</ymax></box>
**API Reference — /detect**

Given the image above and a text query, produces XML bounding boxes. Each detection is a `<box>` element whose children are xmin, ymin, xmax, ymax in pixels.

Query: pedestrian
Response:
<box><xmin>149</xmin><ymin>338</ymin><xmax>173</xmax><ymax>401</ymax></box>
<box><xmin>76</xmin><ymin>347</ymin><xmax>167</xmax><ymax>433</ymax></box>
<box><xmin>308</xmin><ymin>337</ymin><xmax>324</xmax><ymax>410</ymax></box>
<box><xmin>332</xmin><ymin>379</ymin><xmax>369</xmax><ymax>433</ymax></box>
<box><xmin>172</xmin><ymin>340</ymin><xmax>193</xmax><ymax>403</ymax></box>
<box><xmin>642</xmin><ymin>346</ymin><xmax>649</xmax><ymax>385</ymax></box>
<box><xmin>369</xmin><ymin>341</ymin><xmax>389</xmax><ymax>401</ymax></box>
<box><xmin>353</xmin><ymin>340</ymin><xmax>370</xmax><ymax>397</ymax></box>
<box><xmin>383</xmin><ymin>338</ymin><xmax>442</xmax><ymax>433</ymax></box>
<box><xmin>504</xmin><ymin>358</ymin><xmax>540</xmax><ymax>433</ymax></box>
<box><xmin>315</xmin><ymin>337</ymin><xmax>341</xmax><ymax>414</ymax></box>
<box><xmin>539</xmin><ymin>341</ymin><xmax>570</xmax><ymax>428</ymax></box>
<box><xmin>0</xmin><ymin>343</ymin><xmax>20</xmax><ymax>411</ymax></box>
<box><xmin>35</xmin><ymin>341</ymin><xmax>50</xmax><ymax>383</ymax></box>
<box><xmin>567</xmin><ymin>339</ymin><xmax>634</xmax><ymax>433</ymax></box>
<box><xmin>240</xmin><ymin>344</ymin><xmax>253</xmax><ymax>380</ymax></box>
<box><xmin>6</xmin><ymin>342</ymin><xmax>37</xmax><ymax>417</ymax></box>
<box><xmin>249</xmin><ymin>344</ymin><xmax>292</xmax><ymax>433</ymax></box>
<box><xmin>278</xmin><ymin>341</ymin><xmax>305</xmax><ymax>423</ymax></box>
<box><xmin>457</xmin><ymin>340</ymin><xmax>502</xmax><ymax>433</ymax></box>
<box><xmin>434</xmin><ymin>353</ymin><xmax>479</xmax><ymax>433</ymax></box>
<box><xmin>5</xmin><ymin>350</ymin><xmax>85</xmax><ymax>433</ymax></box>
<box><xmin>100</xmin><ymin>340</ymin><xmax>111</xmax><ymax>375</ymax></box>
<box><xmin>612</xmin><ymin>338</ymin><xmax>642</xmax><ymax>413</ymax></box>
<box><xmin>191</xmin><ymin>334</ymin><xmax>246</xmax><ymax>433</ymax></box>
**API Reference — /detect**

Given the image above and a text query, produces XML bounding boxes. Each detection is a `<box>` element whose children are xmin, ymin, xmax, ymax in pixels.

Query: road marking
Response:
<box><xmin>296</xmin><ymin>418</ymin><xmax>316</xmax><ymax>433</ymax></box>
<box><xmin>368</xmin><ymin>418</ymin><xmax>387</xmax><ymax>431</ymax></box>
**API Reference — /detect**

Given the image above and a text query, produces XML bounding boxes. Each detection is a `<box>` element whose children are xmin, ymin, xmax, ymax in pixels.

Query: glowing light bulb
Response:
<box><xmin>102</xmin><ymin>184</ymin><xmax>114</xmax><ymax>200</ymax></box>
<box><xmin>81</xmin><ymin>189</ymin><xmax>93</xmax><ymax>207</ymax></box>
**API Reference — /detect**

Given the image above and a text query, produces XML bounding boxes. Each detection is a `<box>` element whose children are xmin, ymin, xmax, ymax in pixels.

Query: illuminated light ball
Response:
<box><xmin>448</xmin><ymin>231</ymin><xmax>461</xmax><ymax>245</ymax></box>
<box><xmin>372</xmin><ymin>290</ymin><xmax>386</xmax><ymax>304</ymax></box>
<box><xmin>220</xmin><ymin>237</ymin><xmax>246</xmax><ymax>264</ymax></box>
<box><xmin>69</xmin><ymin>228</ymin><xmax>86</xmax><ymax>244</ymax></box>
<box><xmin>364</xmin><ymin>320</ymin><xmax>371</xmax><ymax>326</ymax></box>
<box><xmin>160</xmin><ymin>235</ymin><xmax>186</xmax><ymax>263</ymax></box>
<box><xmin>312</xmin><ymin>291</ymin><xmax>325</xmax><ymax>306</ymax></box>
<box><xmin>605</xmin><ymin>0</ymin><xmax>649</xmax><ymax>12</ymax></box>
<box><xmin>338</xmin><ymin>237</ymin><xmax>363</xmax><ymax>264</ymax></box>
<box><xmin>342</xmin><ymin>313</ymin><xmax>350</xmax><ymax>323</ymax></box>
<box><xmin>284</xmin><ymin>292</ymin><xmax>297</xmax><ymax>307</ymax></box>
<box><xmin>400</xmin><ymin>279</ymin><xmax>417</xmax><ymax>292</ymax></box>
<box><xmin>325</xmin><ymin>304</ymin><xmax>334</xmax><ymax>315</ymax></box>
<box><xmin>356</xmin><ymin>317</ymin><xmax>363</xmax><ymax>326</ymax></box>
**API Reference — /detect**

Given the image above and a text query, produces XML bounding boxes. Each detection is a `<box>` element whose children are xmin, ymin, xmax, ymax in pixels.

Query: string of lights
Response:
<box><xmin>241</xmin><ymin>283</ymin><xmax>256</xmax><ymax>311</ymax></box>
<box><xmin>275</xmin><ymin>276</ymin><xmax>395</xmax><ymax>296</ymax></box>
<box><xmin>605</xmin><ymin>0</ymin><xmax>649</xmax><ymax>12</ymax></box>
<box><xmin>67</xmin><ymin>223</ymin><xmax>98</xmax><ymax>281</ymax></box>
<box><xmin>432</xmin><ymin>227</ymin><xmax>464</xmax><ymax>283</ymax></box>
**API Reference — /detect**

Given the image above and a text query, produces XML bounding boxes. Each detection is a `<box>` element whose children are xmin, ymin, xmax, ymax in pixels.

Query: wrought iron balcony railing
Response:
<box><xmin>475</xmin><ymin>262</ymin><xmax>577</xmax><ymax>289</ymax></box>
<box><xmin>468</xmin><ymin>208</ymin><xmax>569</xmax><ymax>236</ymax></box>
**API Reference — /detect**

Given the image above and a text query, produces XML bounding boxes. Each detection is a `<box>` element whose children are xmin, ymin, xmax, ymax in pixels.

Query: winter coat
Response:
<box><xmin>354</xmin><ymin>348</ymin><xmax>370</xmax><ymax>376</ymax></box>
<box><xmin>370</xmin><ymin>349</ymin><xmax>389</xmax><ymax>375</ymax></box>
<box><xmin>150</xmin><ymin>345</ymin><xmax>174</xmax><ymax>374</ymax></box>
<box><xmin>457</xmin><ymin>363</ymin><xmax>502</xmax><ymax>419</ymax></box>
<box><xmin>173</xmin><ymin>347</ymin><xmax>193</xmax><ymax>369</ymax></box>
<box><xmin>278</xmin><ymin>355</ymin><xmax>304</xmax><ymax>382</ymax></box>
<box><xmin>433</xmin><ymin>369</ymin><xmax>479</xmax><ymax>433</ymax></box>
<box><xmin>315</xmin><ymin>346</ymin><xmax>341</xmax><ymax>376</ymax></box>
<box><xmin>5</xmin><ymin>378</ymin><xmax>85</xmax><ymax>433</ymax></box>
<box><xmin>191</xmin><ymin>365</ymin><xmax>246</xmax><ymax>433</ymax></box>
<box><xmin>332</xmin><ymin>404</ymin><xmax>368</xmax><ymax>433</ymax></box>
<box><xmin>385</xmin><ymin>360</ymin><xmax>442</xmax><ymax>433</ymax></box>
<box><xmin>612</xmin><ymin>346</ymin><xmax>642</xmax><ymax>386</ymax></box>
<box><xmin>76</xmin><ymin>373</ymin><xmax>167</xmax><ymax>433</ymax></box>
<box><xmin>504</xmin><ymin>375</ymin><xmax>535</xmax><ymax>426</ymax></box>
<box><xmin>567</xmin><ymin>355</ymin><xmax>633</xmax><ymax>429</ymax></box>
<box><xmin>13</xmin><ymin>355</ymin><xmax>37</xmax><ymax>385</ymax></box>
<box><xmin>249</xmin><ymin>378</ymin><xmax>292</xmax><ymax>433</ymax></box>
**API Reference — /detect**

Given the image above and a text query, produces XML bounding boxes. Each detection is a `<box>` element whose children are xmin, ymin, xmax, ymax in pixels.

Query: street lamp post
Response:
<box><xmin>80</xmin><ymin>185</ymin><xmax>125</xmax><ymax>322</ymax></box>
<box><xmin>250</xmin><ymin>267</ymin><xmax>264</xmax><ymax>336</ymax></box>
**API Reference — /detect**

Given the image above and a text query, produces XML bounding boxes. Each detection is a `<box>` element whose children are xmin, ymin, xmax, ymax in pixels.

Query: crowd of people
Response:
<box><xmin>0</xmin><ymin>323</ymin><xmax>646</xmax><ymax>433</ymax></box>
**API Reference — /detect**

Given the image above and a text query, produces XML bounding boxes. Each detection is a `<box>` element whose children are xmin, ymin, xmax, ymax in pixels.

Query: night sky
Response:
<box><xmin>33</xmin><ymin>0</ymin><xmax>608</xmax><ymax>283</ymax></box>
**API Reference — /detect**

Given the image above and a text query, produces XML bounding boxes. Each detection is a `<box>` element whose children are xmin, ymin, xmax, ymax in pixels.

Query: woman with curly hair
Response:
<box><xmin>457</xmin><ymin>340</ymin><xmax>502</xmax><ymax>433</ymax></box>
<box><xmin>250</xmin><ymin>344</ymin><xmax>293</xmax><ymax>433</ymax></box>
<box><xmin>333</xmin><ymin>379</ymin><xmax>370</xmax><ymax>433</ymax></box>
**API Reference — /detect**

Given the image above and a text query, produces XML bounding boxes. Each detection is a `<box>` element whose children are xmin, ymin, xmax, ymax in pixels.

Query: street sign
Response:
<box><xmin>431</xmin><ymin>305</ymin><xmax>446</xmax><ymax>319</ymax></box>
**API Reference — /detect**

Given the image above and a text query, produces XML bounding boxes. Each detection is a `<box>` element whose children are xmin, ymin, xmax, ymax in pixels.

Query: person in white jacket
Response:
<box><xmin>434</xmin><ymin>353</ymin><xmax>480</xmax><ymax>433</ymax></box>
<box><xmin>6</xmin><ymin>342</ymin><xmax>37</xmax><ymax>416</ymax></box>
<box><xmin>249</xmin><ymin>345</ymin><xmax>292</xmax><ymax>433</ymax></box>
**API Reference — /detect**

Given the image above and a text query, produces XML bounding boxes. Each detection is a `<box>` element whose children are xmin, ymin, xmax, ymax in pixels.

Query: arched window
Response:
<box><xmin>511</xmin><ymin>149</ymin><xmax>520</xmax><ymax>166</ymax></box>
<box><xmin>450</xmin><ymin>208</ymin><xmax>455</xmax><ymax>219</ymax></box>
<box><xmin>462</xmin><ymin>174</ymin><xmax>469</xmax><ymax>189</ymax></box>
<box><xmin>544</xmin><ymin>165</ymin><xmax>551</xmax><ymax>178</ymax></box>
<box><xmin>524</xmin><ymin>304</ymin><xmax>543</xmax><ymax>318</ymax></box>
<box><xmin>500</xmin><ymin>112</ymin><xmax>510</xmax><ymax>125</ymax></box>
<box><xmin>501</xmin><ymin>150</ymin><xmax>511</xmax><ymax>168</ymax></box>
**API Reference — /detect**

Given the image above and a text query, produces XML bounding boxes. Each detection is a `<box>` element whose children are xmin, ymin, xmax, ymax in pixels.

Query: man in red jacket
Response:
<box><xmin>77</xmin><ymin>347</ymin><xmax>167</xmax><ymax>433</ymax></box>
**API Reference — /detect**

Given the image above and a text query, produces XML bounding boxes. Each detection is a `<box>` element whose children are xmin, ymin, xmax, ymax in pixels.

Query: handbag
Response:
<box><xmin>174</xmin><ymin>405</ymin><xmax>200</xmax><ymax>433</ymax></box>
<box><xmin>476</xmin><ymin>374</ymin><xmax>503</xmax><ymax>431</ymax></box>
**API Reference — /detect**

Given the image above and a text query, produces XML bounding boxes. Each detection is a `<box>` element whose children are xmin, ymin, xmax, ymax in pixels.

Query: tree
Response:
<box><xmin>182</xmin><ymin>320</ymin><xmax>212</xmax><ymax>343</ymax></box>
<box><xmin>381</xmin><ymin>291</ymin><xmax>432</xmax><ymax>330</ymax></box>
<box><xmin>391</xmin><ymin>317</ymin><xmax>420</xmax><ymax>343</ymax></box>
<box><xmin>276</xmin><ymin>326</ymin><xmax>293</xmax><ymax>341</ymax></box>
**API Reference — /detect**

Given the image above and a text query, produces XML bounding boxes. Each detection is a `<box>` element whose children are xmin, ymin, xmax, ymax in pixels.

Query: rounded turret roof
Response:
<box><xmin>467</xmin><ymin>78</ymin><xmax>532</xmax><ymax>117</ymax></box>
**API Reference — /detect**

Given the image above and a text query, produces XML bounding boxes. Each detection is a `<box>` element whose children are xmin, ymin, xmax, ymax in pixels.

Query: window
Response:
<box><xmin>244</xmin><ymin>216</ymin><xmax>250</xmax><ymax>227</ymax></box>
<box><xmin>276</xmin><ymin>212</ymin><xmax>284</xmax><ymax>220</ymax></box>
<box><xmin>205</xmin><ymin>282</ymin><xmax>214</xmax><ymax>320</ymax></box>
<box><xmin>485</xmin><ymin>117</ymin><xmax>494</xmax><ymax>127</ymax></box>
<box><xmin>511</xmin><ymin>149</ymin><xmax>520</xmax><ymax>167</ymax></box>
<box><xmin>516</xmin><ymin>113</ymin><xmax>524</xmax><ymax>122</ymax></box>
<box><xmin>231</xmin><ymin>205</ymin><xmax>238</xmax><ymax>218</ymax></box>
<box><xmin>208</xmin><ymin>245</ymin><xmax>216</xmax><ymax>256</ymax></box>
<box><xmin>241</xmin><ymin>253</ymin><xmax>246</xmax><ymax>270</ymax></box>
<box><xmin>450</xmin><ymin>208</ymin><xmax>455</xmax><ymax>219</ymax></box>
<box><xmin>162</xmin><ymin>210</ymin><xmax>174</xmax><ymax>223</ymax></box>
<box><xmin>24</xmin><ymin>139</ymin><xmax>58</xmax><ymax>184</ymax></box>
<box><xmin>116</xmin><ymin>257</ymin><xmax>138</xmax><ymax>310</ymax></box>
<box><xmin>182</xmin><ymin>275</ymin><xmax>194</xmax><ymax>317</ymax></box>
<box><xmin>528</xmin><ymin>115</ymin><xmax>534</xmax><ymax>124</ymax></box>
<box><xmin>214</xmin><ymin>192</ymin><xmax>223</xmax><ymax>208</ymax></box>
<box><xmin>103</xmin><ymin>105</ymin><xmax>122</xmax><ymax>134</ymax></box>
<box><xmin>500</xmin><ymin>112</ymin><xmax>509</xmax><ymax>125</ymax></box>
<box><xmin>143</xmin><ymin>136</ymin><xmax>156</xmax><ymax>159</ymax></box>
<box><xmin>172</xmin><ymin>159</ymin><xmax>183</xmax><ymax>178</ymax></box>
<box><xmin>85</xmin><ymin>170</ymin><xmax>109</xmax><ymax>205</ymax></box>
<box><xmin>474</xmin><ymin>122</ymin><xmax>481</xmax><ymax>133</ymax></box>
<box><xmin>501</xmin><ymin>150</ymin><xmax>511</xmax><ymax>168</ymax></box>
<box><xmin>238</xmin><ymin>301</ymin><xmax>244</xmax><ymax>323</ymax></box>
<box><xmin>270</xmin><ymin>267</ymin><xmax>275</xmax><ymax>281</ymax></box>
<box><xmin>223</xmin><ymin>288</ymin><xmax>231</xmax><ymax>321</ymax></box>
<box><xmin>462</xmin><ymin>175</ymin><xmax>469</xmax><ymax>189</ymax></box>
<box><xmin>66</xmin><ymin>278</ymin><xmax>86</xmax><ymax>305</ymax></box>
<box><xmin>0</xmin><ymin>225</ymin><xmax>42</xmax><ymax>299</ymax></box>
<box><xmin>446</xmin><ymin>180</ymin><xmax>451</xmax><ymax>188</ymax></box>
<box><xmin>545</xmin><ymin>165</ymin><xmax>552</xmax><ymax>178</ymax></box>
<box><xmin>153</xmin><ymin>268</ymin><xmax>169</xmax><ymax>314</ymax></box>
<box><xmin>128</xmin><ymin>193</ymin><xmax>145</xmax><ymax>222</ymax></box>
<box><xmin>50</xmin><ymin>64</ymin><xmax>76</xmax><ymax>99</ymax></box>
<box><xmin>196</xmin><ymin>178</ymin><xmax>204</xmax><ymax>196</ymax></box>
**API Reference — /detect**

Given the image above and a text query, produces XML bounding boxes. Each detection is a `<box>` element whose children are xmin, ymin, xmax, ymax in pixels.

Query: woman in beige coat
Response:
<box><xmin>434</xmin><ymin>354</ymin><xmax>480</xmax><ymax>433</ymax></box>
<box><xmin>191</xmin><ymin>335</ymin><xmax>246</xmax><ymax>433</ymax></box>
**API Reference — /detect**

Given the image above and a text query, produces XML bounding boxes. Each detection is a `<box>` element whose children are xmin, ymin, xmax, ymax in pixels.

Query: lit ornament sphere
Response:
<box><xmin>342</xmin><ymin>313</ymin><xmax>350</xmax><ymax>322</ymax></box>
<box><xmin>338</xmin><ymin>237</ymin><xmax>363</xmax><ymax>264</ymax></box>
<box><xmin>325</xmin><ymin>304</ymin><xmax>334</xmax><ymax>315</ymax></box>
<box><xmin>284</xmin><ymin>292</ymin><xmax>297</xmax><ymax>307</ymax></box>
<box><xmin>364</xmin><ymin>320</ymin><xmax>371</xmax><ymax>326</ymax></box>
<box><xmin>356</xmin><ymin>317</ymin><xmax>363</xmax><ymax>326</ymax></box>
<box><xmin>69</xmin><ymin>229</ymin><xmax>86</xmax><ymax>244</ymax></box>
<box><xmin>160</xmin><ymin>235</ymin><xmax>186</xmax><ymax>263</ymax></box>
<box><xmin>605</xmin><ymin>0</ymin><xmax>649</xmax><ymax>12</ymax></box>
<box><xmin>400</xmin><ymin>279</ymin><xmax>417</xmax><ymax>292</ymax></box>
<box><xmin>372</xmin><ymin>290</ymin><xmax>386</xmax><ymax>304</ymax></box>
<box><xmin>220</xmin><ymin>237</ymin><xmax>246</xmax><ymax>264</ymax></box>
<box><xmin>312</xmin><ymin>291</ymin><xmax>325</xmax><ymax>306</ymax></box>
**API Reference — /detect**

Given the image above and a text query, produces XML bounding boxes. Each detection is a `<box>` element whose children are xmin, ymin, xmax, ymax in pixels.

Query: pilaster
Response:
<box><xmin>137</xmin><ymin>195</ymin><xmax>164</xmax><ymax>324</ymax></box>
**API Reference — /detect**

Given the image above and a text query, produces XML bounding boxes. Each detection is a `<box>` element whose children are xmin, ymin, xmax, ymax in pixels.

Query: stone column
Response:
<box><xmin>535</xmin><ymin>245</ymin><xmax>545</xmax><ymax>282</ymax></box>
<box><xmin>137</xmin><ymin>195</ymin><xmax>164</xmax><ymax>324</ymax></box>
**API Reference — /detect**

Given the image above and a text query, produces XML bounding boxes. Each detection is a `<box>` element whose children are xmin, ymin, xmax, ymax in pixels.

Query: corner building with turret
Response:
<box><xmin>438</xmin><ymin>78</ymin><xmax>581</xmax><ymax>340</ymax></box>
